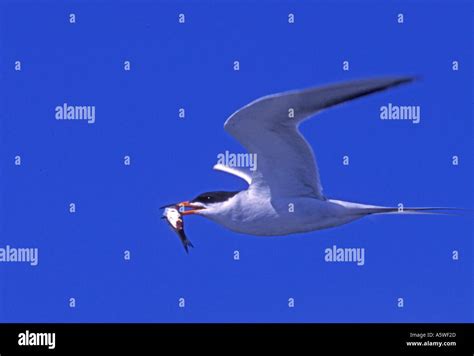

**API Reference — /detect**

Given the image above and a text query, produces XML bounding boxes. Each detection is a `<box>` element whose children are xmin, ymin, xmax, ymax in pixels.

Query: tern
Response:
<box><xmin>169</xmin><ymin>77</ymin><xmax>456</xmax><ymax>237</ymax></box>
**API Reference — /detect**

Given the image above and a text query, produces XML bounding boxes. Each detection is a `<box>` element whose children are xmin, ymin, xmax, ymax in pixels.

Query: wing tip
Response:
<box><xmin>365</xmin><ymin>75</ymin><xmax>418</xmax><ymax>89</ymax></box>
<box><xmin>394</xmin><ymin>75</ymin><xmax>420</xmax><ymax>85</ymax></box>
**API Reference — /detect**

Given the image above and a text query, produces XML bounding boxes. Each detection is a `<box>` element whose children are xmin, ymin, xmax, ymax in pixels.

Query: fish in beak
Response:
<box><xmin>161</xmin><ymin>206</ymin><xmax>194</xmax><ymax>253</ymax></box>
<box><xmin>160</xmin><ymin>199</ymin><xmax>206</xmax><ymax>253</ymax></box>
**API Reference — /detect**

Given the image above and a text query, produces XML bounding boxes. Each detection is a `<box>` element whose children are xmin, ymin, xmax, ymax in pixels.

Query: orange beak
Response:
<box><xmin>178</xmin><ymin>201</ymin><xmax>205</xmax><ymax>216</ymax></box>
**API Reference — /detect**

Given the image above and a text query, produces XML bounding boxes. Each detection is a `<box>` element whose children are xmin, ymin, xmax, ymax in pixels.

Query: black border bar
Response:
<box><xmin>0</xmin><ymin>323</ymin><xmax>471</xmax><ymax>354</ymax></box>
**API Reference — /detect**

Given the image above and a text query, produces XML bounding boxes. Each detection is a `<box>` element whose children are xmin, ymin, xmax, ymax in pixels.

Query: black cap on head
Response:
<box><xmin>191</xmin><ymin>191</ymin><xmax>240</xmax><ymax>205</ymax></box>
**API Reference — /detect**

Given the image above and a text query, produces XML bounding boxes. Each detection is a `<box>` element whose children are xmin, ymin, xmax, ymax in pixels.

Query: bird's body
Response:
<box><xmin>164</xmin><ymin>76</ymin><xmax>458</xmax><ymax>250</ymax></box>
<box><xmin>199</xmin><ymin>188</ymin><xmax>369</xmax><ymax>236</ymax></box>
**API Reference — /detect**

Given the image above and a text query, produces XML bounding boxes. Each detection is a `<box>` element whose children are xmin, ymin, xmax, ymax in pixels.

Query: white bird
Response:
<box><xmin>171</xmin><ymin>77</ymin><xmax>456</xmax><ymax>237</ymax></box>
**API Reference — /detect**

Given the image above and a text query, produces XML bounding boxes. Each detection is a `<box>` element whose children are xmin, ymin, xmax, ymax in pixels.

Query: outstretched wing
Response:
<box><xmin>224</xmin><ymin>77</ymin><xmax>415</xmax><ymax>199</ymax></box>
<box><xmin>213</xmin><ymin>163</ymin><xmax>252</xmax><ymax>185</ymax></box>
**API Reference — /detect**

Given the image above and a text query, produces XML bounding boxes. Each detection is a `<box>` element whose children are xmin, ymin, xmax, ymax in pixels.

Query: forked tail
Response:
<box><xmin>329</xmin><ymin>199</ymin><xmax>466</xmax><ymax>216</ymax></box>
<box><xmin>355</xmin><ymin>206</ymin><xmax>465</xmax><ymax>216</ymax></box>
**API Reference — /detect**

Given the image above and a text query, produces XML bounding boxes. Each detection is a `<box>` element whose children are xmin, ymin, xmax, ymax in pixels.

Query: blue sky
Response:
<box><xmin>0</xmin><ymin>0</ymin><xmax>472</xmax><ymax>322</ymax></box>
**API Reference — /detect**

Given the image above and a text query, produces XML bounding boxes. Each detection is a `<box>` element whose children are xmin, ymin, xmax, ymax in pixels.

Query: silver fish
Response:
<box><xmin>161</xmin><ymin>206</ymin><xmax>194</xmax><ymax>253</ymax></box>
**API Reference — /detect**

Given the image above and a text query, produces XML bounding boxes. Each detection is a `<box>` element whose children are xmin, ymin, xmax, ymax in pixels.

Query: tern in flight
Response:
<box><xmin>168</xmin><ymin>77</ymin><xmax>456</xmax><ymax>238</ymax></box>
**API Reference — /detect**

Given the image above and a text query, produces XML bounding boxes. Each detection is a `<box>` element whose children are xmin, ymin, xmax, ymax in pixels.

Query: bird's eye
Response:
<box><xmin>195</xmin><ymin>194</ymin><xmax>213</xmax><ymax>203</ymax></box>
